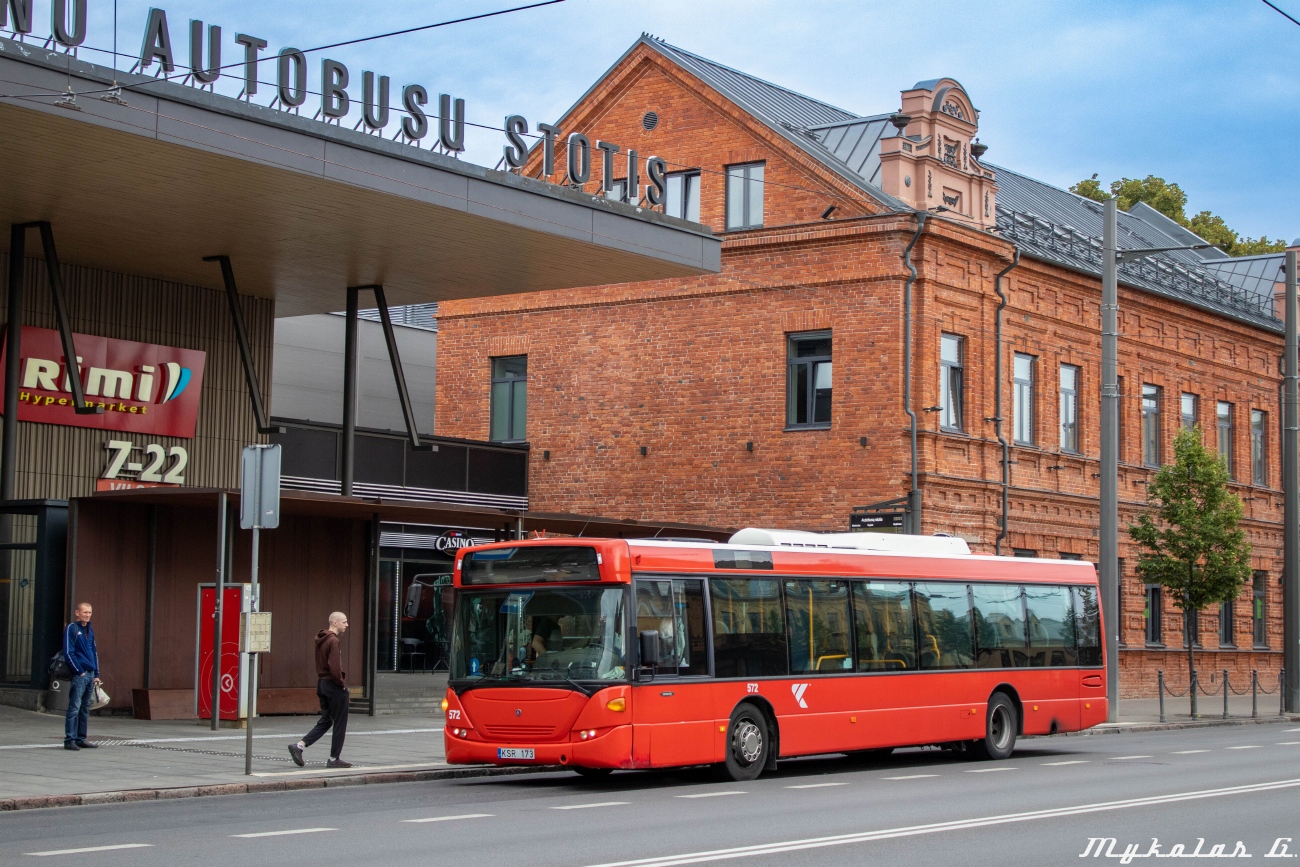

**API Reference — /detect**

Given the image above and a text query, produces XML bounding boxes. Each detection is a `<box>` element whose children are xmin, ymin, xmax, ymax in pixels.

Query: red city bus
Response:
<box><xmin>442</xmin><ymin>529</ymin><xmax>1105</xmax><ymax>781</ymax></box>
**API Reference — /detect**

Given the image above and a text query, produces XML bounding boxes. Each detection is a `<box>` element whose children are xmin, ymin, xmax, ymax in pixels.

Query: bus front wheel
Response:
<box><xmin>573</xmin><ymin>767</ymin><xmax>613</xmax><ymax>780</ymax></box>
<box><xmin>721</xmin><ymin>704</ymin><xmax>769</xmax><ymax>782</ymax></box>
<box><xmin>972</xmin><ymin>693</ymin><xmax>1017</xmax><ymax>760</ymax></box>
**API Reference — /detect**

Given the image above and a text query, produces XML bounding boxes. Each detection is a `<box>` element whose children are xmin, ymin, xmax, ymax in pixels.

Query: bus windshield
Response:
<box><xmin>450</xmin><ymin>586</ymin><xmax>628</xmax><ymax>686</ymax></box>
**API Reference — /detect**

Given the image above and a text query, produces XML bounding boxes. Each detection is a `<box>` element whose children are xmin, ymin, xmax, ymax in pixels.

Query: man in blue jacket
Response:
<box><xmin>63</xmin><ymin>602</ymin><xmax>101</xmax><ymax>751</ymax></box>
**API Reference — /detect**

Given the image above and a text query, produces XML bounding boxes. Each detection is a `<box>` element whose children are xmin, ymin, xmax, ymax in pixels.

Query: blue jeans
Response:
<box><xmin>64</xmin><ymin>672</ymin><xmax>95</xmax><ymax>744</ymax></box>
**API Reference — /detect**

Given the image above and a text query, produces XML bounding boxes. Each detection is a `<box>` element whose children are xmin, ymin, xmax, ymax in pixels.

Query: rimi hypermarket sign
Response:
<box><xmin>0</xmin><ymin>326</ymin><xmax>206</xmax><ymax>438</ymax></box>
<box><xmin>4</xmin><ymin>3</ymin><xmax>680</xmax><ymax>206</ymax></box>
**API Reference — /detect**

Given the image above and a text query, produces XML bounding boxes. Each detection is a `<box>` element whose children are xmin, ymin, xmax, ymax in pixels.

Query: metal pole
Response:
<box><xmin>1285</xmin><ymin>250</ymin><xmax>1299</xmax><ymax>714</ymax></box>
<box><xmin>1223</xmin><ymin>669</ymin><xmax>1229</xmax><ymax>720</ymax></box>
<box><xmin>1100</xmin><ymin>197</ymin><xmax>1121</xmax><ymax>723</ymax></box>
<box><xmin>1191</xmin><ymin>668</ymin><xmax>1200</xmax><ymax>719</ymax></box>
<box><xmin>1252</xmin><ymin>669</ymin><xmax>1258</xmax><ymax>719</ymax></box>
<box><xmin>245</xmin><ymin>526</ymin><xmax>258</xmax><ymax>775</ymax></box>
<box><xmin>1158</xmin><ymin>669</ymin><xmax>1165</xmax><ymax>723</ymax></box>
<box><xmin>211</xmin><ymin>492</ymin><xmax>227</xmax><ymax>731</ymax></box>
<box><xmin>2</xmin><ymin>224</ymin><xmax>25</xmax><ymax>502</ymax></box>
<box><xmin>341</xmin><ymin>287</ymin><xmax>358</xmax><ymax>497</ymax></box>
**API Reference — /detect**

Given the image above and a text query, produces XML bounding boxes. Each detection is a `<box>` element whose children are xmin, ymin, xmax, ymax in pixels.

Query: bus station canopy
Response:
<box><xmin>0</xmin><ymin>40</ymin><xmax>720</xmax><ymax>317</ymax></box>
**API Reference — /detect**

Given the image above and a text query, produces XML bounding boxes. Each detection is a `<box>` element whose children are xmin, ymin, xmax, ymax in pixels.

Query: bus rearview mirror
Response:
<box><xmin>639</xmin><ymin>630</ymin><xmax>660</xmax><ymax>668</ymax></box>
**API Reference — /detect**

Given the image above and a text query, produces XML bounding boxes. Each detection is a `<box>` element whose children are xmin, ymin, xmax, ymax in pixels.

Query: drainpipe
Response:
<box><xmin>992</xmin><ymin>248</ymin><xmax>1021</xmax><ymax>555</ymax></box>
<box><xmin>901</xmin><ymin>213</ymin><xmax>927</xmax><ymax>535</ymax></box>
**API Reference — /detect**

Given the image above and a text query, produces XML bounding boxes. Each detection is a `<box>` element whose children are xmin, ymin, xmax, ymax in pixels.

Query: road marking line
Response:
<box><xmin>1041</xmin><ymin>760</ymin><xmax>1089</xmax><ymax>766</ymax></box>
<box><xmin>1285</xmin><ymin>728</ymin><xmax>1300</xmax><ymax>732</ymax></box>
<box><xmin>552</xmin><ymin>802</ymin><xmax>629</xmax><ymax>810</ymax></box>
<box><xmin>27</xmin><ymin>844</ymin><xmax>153</xmax><ymax>856</ymax></box>
<box><xmin>1277</xmin><ymin>742</ymin><xmax>1300</xmax><ymax>746</ymax></box>
<box><xmin>1172</xmin><ymin>750</ymin><xmax>1210</xmax><ymax>754</ymax></box>
<box><xmin>1112</xmin><ymin>755</ymin><xmax>1153</xmax><ymax>760</ymax></box>
<box><xmin>582</xmin><ymin>777</ymin><xmax>1300</xmax><ymax>867</ymax></box>
<box><xmin>785</xmin><ymin>782</ymin><xmax>848</xmax><ymax>789</ymax></box>
<box><xmin>965</xmin><ymin>767</ymin><xmax>1016</xmax><ymax>773</ymax></box>
<box><xmin>1226</xmin><ymin>745</ymin><xmax>1261</xmax><ymax>750</ymax></box>
<box><xmin>403</xmin><ymin>814</ymin><xmax>494</xmax><ymax>823</ymax></box>
<box><xmin>883</xmin><ymin>774</ymin><xmax>938</xmax><ymax>780</ymax></box>
<box><xmin>231</xmin><ymin>828</ymin><xmax>337</xmax><ymax>838</ymax></box>
<box><xmin>676</xmin><ymin>791</ymin><xmax>746</xmax><ymax>799</ymax></box>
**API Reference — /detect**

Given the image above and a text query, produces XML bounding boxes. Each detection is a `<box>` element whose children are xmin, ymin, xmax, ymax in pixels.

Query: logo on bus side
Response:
<box><xmin>792</xmin><ymin>683</ymin><xmax>809</xmax><ymax>708</ymax></box>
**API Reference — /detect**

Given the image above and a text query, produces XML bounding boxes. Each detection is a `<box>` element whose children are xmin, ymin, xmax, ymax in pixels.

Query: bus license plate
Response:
<box><xmin>498</xmin><ymin>748</ymin><xmax>534</xmax><ymax>760</ymax></box>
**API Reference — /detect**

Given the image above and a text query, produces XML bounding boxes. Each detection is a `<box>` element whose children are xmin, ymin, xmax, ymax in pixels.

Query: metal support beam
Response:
<box><xmin>341</xmin><ymin>287</ymin><xmax>359</xmax><ymax>497</ymax></box>
<box><xmin>211</xmin><ymin>491</ymin><xmax>227</xmax><ymax>731</ymax></box>
<box><xmin>366</xmin><ymin>285</ymin><xmax>424</xmax><ymax>451</ymax></box>
<box><xmin>1285</xmin><ymin>249</ymin><xmax>1299</xmax><ymax>714</ymax></box>
<box><xmin>203</xmin><ymin>256</ymin><xmax>281</xmax><ymax>435</ymax></box>
<box><xmin>1100</xmin><ymin>198</ymin><xmax>1120</xmax><ymax>723</ymax></box>
<box><xmin>2</xmin><ymin>222</ymin><xmax>102</xmax><ymax>501</ymax></box>
<box><xmin>2</xmin><ymin>224</ymin><xmax>25</xmax><ymax>503</ymax></box>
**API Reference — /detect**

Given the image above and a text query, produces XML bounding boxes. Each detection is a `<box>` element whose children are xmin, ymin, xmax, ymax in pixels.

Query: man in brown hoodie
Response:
<box><xmin>288</xmin><ymin>612</ymin><xmax>351</xmax><ymax>768</ymax></box>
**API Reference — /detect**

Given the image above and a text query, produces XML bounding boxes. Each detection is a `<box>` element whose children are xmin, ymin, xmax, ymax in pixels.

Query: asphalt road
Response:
<box><xmin>2</xmin><ymin>723</ymin><xmax>1299</xmax><ymax>866</ymax></box>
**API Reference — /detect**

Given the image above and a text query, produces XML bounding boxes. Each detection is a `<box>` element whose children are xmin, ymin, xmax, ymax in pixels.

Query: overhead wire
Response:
<box><xmin>1259</xmin><ymin>0</ymin><xmax>1300</xmax><ymax>27</ymax></box>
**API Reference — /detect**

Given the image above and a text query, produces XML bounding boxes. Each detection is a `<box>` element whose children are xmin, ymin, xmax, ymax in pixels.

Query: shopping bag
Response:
<box><xmin>88</xmin><ymin>684</ymin><xmax>110</xmax><ymax>710</ymax></box>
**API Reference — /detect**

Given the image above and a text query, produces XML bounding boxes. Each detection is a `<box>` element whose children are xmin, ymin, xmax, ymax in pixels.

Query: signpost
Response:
<box><xmin>240</xmin><ymin>444</ymin><xmax>280</xmax><ymax>775</ymax></box>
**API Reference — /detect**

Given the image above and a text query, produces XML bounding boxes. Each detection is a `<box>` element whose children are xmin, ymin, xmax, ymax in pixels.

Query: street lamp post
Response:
<box><xmin>1099</xmin><ymin>198</ymin><xmax>1221</xmax><ymax>723</ymax></box>
<box><xmin>1286</xmin><ymin>249</ymin><xmax>1299</xmax><ymax>715</ymax></box>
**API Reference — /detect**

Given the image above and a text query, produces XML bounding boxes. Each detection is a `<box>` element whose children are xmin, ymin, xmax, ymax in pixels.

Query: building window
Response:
<box><xmin>1012</xmin><ymin>353</ymin><xmax>1035</xmax><ymax>445</ymax></box>
<box><xmin>1117</xmin><ymin>376</ymin><xmax>1126</xmax><ymax>460</ymax></box>
<box><xmin>1060</xmin><ymin>364</ymin><xmax>1080</xmax><ymax>453</ymax></box>
<box><xmin>1253</xmin><ymin>571</ymin><xmax>1267</xmax><ymax>647</ymax></box>
<box><xmin>1181</xmin><ymin>392</ymin><xmax>1199</xmax><ymax>431</ymax></box>
<box><xmin>664</xmin><ymin>171</ymin><xmax>701</xmax><ymax>222</ymax></box>
<box><xmin>1144</xmin><ymin>584</ymin><xmax>1163</xmax><ymax>645</ymax></box>
<box><xmin>1219</xmin><ymin>600</ymin><xmax>1235</xmax><ymax>647</ymax></box>
<box><xmin>1012</xmin><ymin>548</ymin><xmax>1038</xmax><ymax>558</ymax></box>
<box><xmin>725</xmin><ymin>162</ymin><xmax>764</xmax><ymax>230</ymax></box>
<box><xmin>489</xmin><ymin>355</ymin><xmax>527</xmax><ymax>442</ymax></box>
<box><xmin>1251</xmin><ymin>409</ymin><xmax>1267</xmax><ymax>486</ymax></box>
<box><xmin>786</xmin><ymin>332</ymin><xmax>832</xmax><ymax>428</ymax></box>
<box><xmin>940</xmin><ymin>334</ymin><xmax>965</xmax><ymax>432</ymax></box>
<box><xmin>1218</xmin><ymin>401</ymin><xmax>1234</xmax><ymax>478</ymax></box>
<box><xmin>1141</xmin><ymin>384</ymin><xmax>1162</xmax><ymax>467</ymax></box>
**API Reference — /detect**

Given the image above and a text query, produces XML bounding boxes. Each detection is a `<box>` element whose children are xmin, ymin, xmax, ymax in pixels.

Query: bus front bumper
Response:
<box><xmin>445</xmin><ymin>724</ymin><xmax>633</xmax><ymax>769</ymax></box>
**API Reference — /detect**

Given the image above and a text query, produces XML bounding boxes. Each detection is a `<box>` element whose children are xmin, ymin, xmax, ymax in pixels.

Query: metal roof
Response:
<box><xmin>807</xmin><ymin>115</ymin><xmax>894</xmax><ymax>187</ymax></box>
<box><xmin>1202</xmin><ymin>253</ymin><xmax>1288</xmax><ymax>299</ymax></box>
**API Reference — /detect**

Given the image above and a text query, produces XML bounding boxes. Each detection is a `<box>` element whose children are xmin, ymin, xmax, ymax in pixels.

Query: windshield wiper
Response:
<box><xmin>530</xmin><ymin>670</ymin><xmax>598</xmax><ymax>696</ymax></box>
<box><xmin>455</xmin><ymin>673</ymin><xmax>529</xmax><ymax>694</ymax></box>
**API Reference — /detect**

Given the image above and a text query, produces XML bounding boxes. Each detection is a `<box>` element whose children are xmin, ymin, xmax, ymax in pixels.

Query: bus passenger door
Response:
<box><xmin>633</xmin><ymin>579</ymin><xmax>715</xmax><ymax>767</ymax></box>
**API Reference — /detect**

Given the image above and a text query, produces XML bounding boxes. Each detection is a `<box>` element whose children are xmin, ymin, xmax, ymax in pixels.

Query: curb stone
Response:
<box><xmin>0</xmin><ymin>764</ymin><xmax>552</xmax><ymax>812</ymax></box>
<box><xmin>4</xmin><ymin>715</ymin><xmax>1297</xmax><ymax>812</ymax></box>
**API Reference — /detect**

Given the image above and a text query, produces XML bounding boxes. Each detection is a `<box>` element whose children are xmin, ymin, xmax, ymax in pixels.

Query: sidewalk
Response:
<box><xmin>0</xmin><ymin>703</ymin><xmax>457</xmax><ymax>806</ymax></box>
<box><xmin>1</xmin><ymin>697</ymin><xmax>1296</xmax><ymax>812</ymax></box>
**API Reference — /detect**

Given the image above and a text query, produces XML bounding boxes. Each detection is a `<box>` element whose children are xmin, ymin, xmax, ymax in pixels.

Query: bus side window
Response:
<box><xmin>1072</xmin><ymin>585</ymin><xmax>1102</xmax><ymax>666</ymax></box>
<box><xmin>852</xmin><ymin>582</ymin><xmax>915</xmax><ymax>672</ymax></box>
<box><xmin>972</xmin><ymin>583</ymin><xmax>1028</xmax><ymax>668</ymax></box>
<box><xmin>1024</xmin><ymin>585</ymin><xmax>1077</xmax><ymax>667</ymax></box>
<box><xmin>913</xmin><ymin>582</ymin><xmax>973</xmax><ymax>669</ymax></box>
<box><xmin>711</xmin><ymin>578</ymin><xmax>788</xmax><ymax>678</ymax></box>
<box><xmin>636</xmin><ymin>579</ymin><xmax>708</xmax><ymax>676</ymax></box>
<box><xmin>784</xmin><ymin>580</ymin><xmax>852</xmax><ymax>675</ymax></box>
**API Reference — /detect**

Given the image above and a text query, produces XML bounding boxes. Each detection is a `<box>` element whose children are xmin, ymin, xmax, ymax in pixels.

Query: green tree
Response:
<box><xmin>1128</xmin><ymin>427</ymin><xmax>1251</xmax><ymax>717</ymax></box>
<box><xmin>1070</xmin><ymin>175</ymin><xmax>1287</xmax><ymax>257</ymax></box>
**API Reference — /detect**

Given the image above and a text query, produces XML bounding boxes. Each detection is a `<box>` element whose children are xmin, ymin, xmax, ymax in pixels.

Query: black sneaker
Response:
<box><xmin>63</xmin><ymin>741</ymin><xmax>79</xmax><ymax>751</ymax></box>
<box><xmin>288</xmin><ymin>743</ymin><xmax>305</xmax><ymax>767</ymax></box>
<box><xmin>75</xmin><ymin>741</ymin><xmax>98</xmax><ymax>749</ymax></box>
<box><xmin>326</xmin><ymin>758</ymin><xmax>353</xmax><ymax>769</ymax></box>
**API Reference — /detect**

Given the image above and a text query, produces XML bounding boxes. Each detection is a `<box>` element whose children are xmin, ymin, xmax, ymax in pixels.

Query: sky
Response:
<box><xmin>45</xmin><ymin>0</ymin><xmax>1300</xmax><ymax>243</ymax></box>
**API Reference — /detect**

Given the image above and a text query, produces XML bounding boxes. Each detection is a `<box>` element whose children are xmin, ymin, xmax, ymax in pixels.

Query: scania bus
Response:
<box><xmin>442</xmin><ymin>529</ymin><xmax>1105</xmax><ymax>781</ymax></box>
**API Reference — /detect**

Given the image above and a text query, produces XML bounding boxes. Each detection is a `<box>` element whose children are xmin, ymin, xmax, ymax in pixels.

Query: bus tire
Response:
<box><xmin>972</xmin><ymin>693</ymin><xmax>1017</xmax><ymax>760</ymax></box>
<box><xmin>573</xmin><ymin>767</ymin><xmax>613</xmax><ymax>780</ymax></box>
<box><xmin>722</xmin><ymin>704</ymin><xmax>769</xmax><ymax>782</ymax></box>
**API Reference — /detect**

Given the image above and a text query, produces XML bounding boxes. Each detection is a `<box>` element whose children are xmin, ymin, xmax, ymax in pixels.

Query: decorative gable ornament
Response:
<box><xmin>878</xmin><ymin>78</ymin><xmax>998</xmax><ymax>230</ymax></box>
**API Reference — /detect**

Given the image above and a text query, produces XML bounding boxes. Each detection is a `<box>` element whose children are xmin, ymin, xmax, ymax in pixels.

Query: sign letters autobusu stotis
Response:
<box><xmin>133</xmin><ymin>6</ymin><xmax>467</xmax><ymax>150</ymax></box>
<box><xmin>5</xmin><ymin>4</ymin><xmax>676</xmax><ymax>209</ymax></box>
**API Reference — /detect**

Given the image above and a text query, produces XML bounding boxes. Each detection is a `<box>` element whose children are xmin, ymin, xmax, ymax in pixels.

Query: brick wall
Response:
<box><xmin>435</xmin><ymin>44</ymin><xmax>1286</xmax><ymax>696</ymax></box>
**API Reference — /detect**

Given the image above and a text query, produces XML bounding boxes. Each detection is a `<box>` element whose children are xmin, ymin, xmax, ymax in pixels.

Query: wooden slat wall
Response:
<box><xmin>74</xmin><ymin>499</ymin><xmax>366</xmax><ymax>709</ymax></box>
<box><xmin>0</xmin><ymin>252</ymin><xmax>273</xmax><ymax>499</ymax></box>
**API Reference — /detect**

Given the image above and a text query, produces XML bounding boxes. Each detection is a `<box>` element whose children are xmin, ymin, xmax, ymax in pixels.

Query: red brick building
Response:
<box><xmin>435</xmin><ymin>37</ymin><xmax>1292</xmax><ymax>696</ymax></box>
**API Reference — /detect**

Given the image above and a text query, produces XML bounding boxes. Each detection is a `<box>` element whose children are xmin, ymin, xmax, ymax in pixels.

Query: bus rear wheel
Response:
<box><xmin>972</xmin><ymin>693</ymin><xmax>1017</xmax><ymax>760</ymax></box>
<box><xmin>721</xmin><ymin>704</ymin><xmax>769</xmax><ymax>782</ymax></box>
